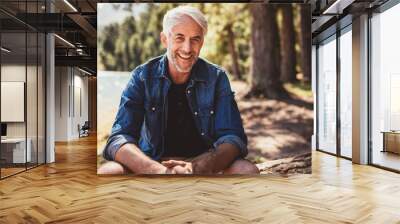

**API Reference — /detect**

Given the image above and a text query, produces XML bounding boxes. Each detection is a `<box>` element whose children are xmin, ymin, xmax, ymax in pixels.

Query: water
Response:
<box><xmin>98</xmin><ymin>70</ymin><xmax>131</xmax><ymax>111</ymax></box>
<box><xmin>97</xmin><ymin>70</ymin><xmax>131</xmax><ymax>153</ymax></box>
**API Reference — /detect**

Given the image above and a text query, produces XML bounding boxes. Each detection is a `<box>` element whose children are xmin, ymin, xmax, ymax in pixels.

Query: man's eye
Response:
<box><xmin>176</xmin><ymin>37</ymin><xmax>184</xmax><ymax>42</ymax></box>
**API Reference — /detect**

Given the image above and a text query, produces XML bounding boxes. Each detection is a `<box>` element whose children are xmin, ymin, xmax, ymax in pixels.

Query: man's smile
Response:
<box><xmin>177</xmin><ymin>52</ymin><xmax>193</xmax><ymax>61</ymax></box>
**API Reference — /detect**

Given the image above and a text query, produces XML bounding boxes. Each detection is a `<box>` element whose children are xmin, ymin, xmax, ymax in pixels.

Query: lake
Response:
<box><xmin>97</xmin><ymin>70</ymin><xmax>131</xmax><ymax>154</ymax></box>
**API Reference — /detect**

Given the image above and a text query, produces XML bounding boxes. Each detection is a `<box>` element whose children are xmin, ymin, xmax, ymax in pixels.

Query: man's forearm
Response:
<box><xmin>114</xmin><ymin>143</ymin><xmax>167</xmax><ymax>174</ymax></box>
<box><xmin>212</xmin><ymin>143</ymin><xmax>241</xmax><ymax>172</ymax></box>
<box><xmin>192</xmin><ymin>143</ymin><xmax>240</xmax><ymax>174</ymax></box>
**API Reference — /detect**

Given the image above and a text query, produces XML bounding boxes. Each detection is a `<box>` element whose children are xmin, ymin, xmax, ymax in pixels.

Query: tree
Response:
<box><xmin>99</xmin><ymin>3</ymin><xmax>176</xmax><ymax>71</ymax></box>
<box><xmin>225</xmin><ymin>23</ymin><xmax>241</xmax><ymax>80</ymax></box>
<box><xmin>279</xmin><ymin>4</ymin><xmax>297</xmax><ymax>83</ymax></box>
<box><xmin>201</xmin><ymin>3</ymin><xmax>249</xmax><ymax>80</ymax></box>
<box><xmin>98</xmin><ymin>24</ymin><xmax>120</xmax><ymax>70</ymax></box>
<box><xmin>298</xmin><ymin>5</ymin><xmax>311</xmax><ymax>83</ymax></box>
<box><xmin>248</xmin><ymin>4</ymin><xmax>288</xmax><ymax>99</ymax></box>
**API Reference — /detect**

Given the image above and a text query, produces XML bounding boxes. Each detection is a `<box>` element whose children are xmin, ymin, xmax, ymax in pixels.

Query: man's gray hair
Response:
<box><xmin>163</xmin><ymin>6</ymin><xmax>208</xmax><ymax>36</ymax></box>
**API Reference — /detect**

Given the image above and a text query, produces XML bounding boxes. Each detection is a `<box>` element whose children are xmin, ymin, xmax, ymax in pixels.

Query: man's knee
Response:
<box><xmin>98</xmin><ymin>161</ymin><xmax>129</xmax><ymax>175</ymax></box>
<box><xmin>223</xmin><ymin>159</ymin><xmax>259</xmax><ymax>174</ymax></box>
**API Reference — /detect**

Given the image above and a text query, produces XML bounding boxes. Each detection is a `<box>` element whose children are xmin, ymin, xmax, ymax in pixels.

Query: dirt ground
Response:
<box><xmin>97</xmin><ymin>80</ymin><xmax>313</xmax><ymax>175</ymax></box>
<box><xmin>231</xmin><ymin>81</ymin><xmax>313</xmax><ymax>174</ymax></box>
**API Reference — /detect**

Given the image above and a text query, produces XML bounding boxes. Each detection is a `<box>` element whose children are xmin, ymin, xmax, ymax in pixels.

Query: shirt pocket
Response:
<box><xmin>144</xmin><ymin>101</ymin><xmax>162</xmax><ymax>141</ymax></box>
<box><xmin>198</xmin><ymin>105</ymin><xmax>215</xmax><ymax>142</ymax></box>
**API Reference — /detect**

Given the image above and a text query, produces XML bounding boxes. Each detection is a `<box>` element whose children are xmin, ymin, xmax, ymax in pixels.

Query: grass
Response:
<box><xmin>283</xmin><ymin>82</ymin><xmax>312</xmax><ymax>99</ymax></box>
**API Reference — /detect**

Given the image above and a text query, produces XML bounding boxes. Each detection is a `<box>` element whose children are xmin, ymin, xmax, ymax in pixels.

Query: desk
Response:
<box><xmin>1</xmin><ymin>138</ymin><xmax>31</xmax><ymax>163</ymax></box>
<box><xmin>381</xmin><ymin>131</ymin><xmax>400</xmax><ymax>154</ymax></box>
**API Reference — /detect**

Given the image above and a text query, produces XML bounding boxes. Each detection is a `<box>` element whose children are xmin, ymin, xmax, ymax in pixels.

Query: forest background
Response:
<box><xmin>97</xmin><ymin>3</ymin><xmax>313</xmax><ymax>174</ymax></box>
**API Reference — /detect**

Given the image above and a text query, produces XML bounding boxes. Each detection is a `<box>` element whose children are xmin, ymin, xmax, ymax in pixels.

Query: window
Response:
<box><xmin>0</xmin><ymin>1</ymin><xmax>46</xmax><ymax>179</ymax></box>
<box><xmin>339</xmin><ymin>27</ymin><xmax>352</xmax><ymax>158</ymax></box>
<box><xmin>370</xmin><ymin>2</ymin><xmax>400</xmax><ymax>171</ymax></box>
<box><xmin>317</xmin><ymin>35</ymin><xmax>337</xmax><ymax>154</ymax></box>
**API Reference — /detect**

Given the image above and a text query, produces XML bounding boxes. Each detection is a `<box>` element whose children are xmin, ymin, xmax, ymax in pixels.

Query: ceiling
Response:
<box><xmin>0</xmin><ymin>0</ymin><xmax>97</xmax><ymax>75</ymax></box>
<box><xmin>310</xmin><ymin>0</ymin><xmax>390</xmax><ymax>42</ymax></box>
<box><xmin>1</xmin><ymin>0</ymin><xmax>392</xmax><ymax>75</ymax></box>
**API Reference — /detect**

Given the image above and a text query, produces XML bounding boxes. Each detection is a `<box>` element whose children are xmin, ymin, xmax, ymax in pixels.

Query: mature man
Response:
<box><xmin>98</xmin><ymin>6</ymin><xmax>259</xmax><ymax>174</ymax></box>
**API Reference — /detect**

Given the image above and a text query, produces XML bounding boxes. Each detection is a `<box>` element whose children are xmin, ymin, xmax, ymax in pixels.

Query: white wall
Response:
<box><xmin>1</xmin><ymin>65</ymin><xmax>25</xmax><ymax>130</ymax></box>
<box><xmin>55</xmin><ymin>66</ymin><xmax>69</xmax><ymax>141</ymax></box>
<box><xmin>1</xmin><ymin>64</ymin><xmax>29</xmax><ymax>138</ymax></box>
<box><xmin>72</xmin><ymin>73</ymin><xmax>89</xmax><ymax>138</ymax></box>
<box><xmin>54</xmin><ymin>66</ymin><xmax>89</xmax><ymax>141</ymax></box>
<box><xmin>1</xmin><ymin>62</ymin><xmax>46</xmax><ymax>164</ymax></box>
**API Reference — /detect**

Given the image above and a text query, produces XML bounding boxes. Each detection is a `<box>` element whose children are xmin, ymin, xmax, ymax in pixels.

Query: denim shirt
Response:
<box><xmin>103</xmin><ymin>54</ymin><xmax>248</xmax><ymax>161</ymax></box>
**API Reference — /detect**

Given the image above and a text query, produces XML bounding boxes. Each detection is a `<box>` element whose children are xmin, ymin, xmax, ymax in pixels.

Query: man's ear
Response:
<box><xmin>160</xmin><ymin>32</ymin><xmax>167</xmax><ymax>48</ymax></box>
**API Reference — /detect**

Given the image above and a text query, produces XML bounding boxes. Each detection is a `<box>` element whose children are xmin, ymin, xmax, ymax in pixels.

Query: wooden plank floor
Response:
<box><xmin>1</xmin><ymin>135</ymin><xmax>400</xmax><ymax>223</ymax></box>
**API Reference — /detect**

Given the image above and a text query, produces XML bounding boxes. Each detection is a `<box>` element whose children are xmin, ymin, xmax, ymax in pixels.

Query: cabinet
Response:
<box><xmin>382</xmin><ymin>131</ymin><xmax>400</xmax><ymax>154</ymax></box>
<box><xmin>0</xmin><ymin>138</ymin><xmax>31</xmax><ymax>165</ymax></box>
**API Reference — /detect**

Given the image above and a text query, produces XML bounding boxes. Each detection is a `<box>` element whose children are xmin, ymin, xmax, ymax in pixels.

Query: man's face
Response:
<box><xmin>161</xmin><ymin>16</ymin><xmax>204</xmax><ymax>73</ymax></box>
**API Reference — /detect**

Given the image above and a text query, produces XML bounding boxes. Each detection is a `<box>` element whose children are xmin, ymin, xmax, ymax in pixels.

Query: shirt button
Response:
<box><xmin>152</xmin><ymin>107</ymin><xmax>156</xmax><ymax>111</ymax></box>
<box><xmin>210</xmin><ymin>110</ymin><xmax>214</xmax><ymax>115</ymax></box>
<box><xmin>194</xmin><ymin>111</ymin><xmax>198</xmax><ymax>116</ymax></box>
<box><xmin>201</xmin><ymin>132</ymin><xmax>205</xmax><ymax>136</ymax></box>
<box><xmin>187</xmin><ymin>90</ymin><xmax>191</xmax><ymax>94</ymax></box>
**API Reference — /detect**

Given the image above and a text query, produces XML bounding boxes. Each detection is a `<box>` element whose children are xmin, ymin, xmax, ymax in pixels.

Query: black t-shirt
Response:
<box><xmin>163</xmin><ymin>79</ymin><xmax>208</xmax><ymax>158</ymax></box>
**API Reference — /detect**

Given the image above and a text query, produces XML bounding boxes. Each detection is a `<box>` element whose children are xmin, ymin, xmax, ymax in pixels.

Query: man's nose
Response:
<box><xmin>182</xmin><ymin>40</ymin><xmax>191</xmax><ymax>53</ymax></box>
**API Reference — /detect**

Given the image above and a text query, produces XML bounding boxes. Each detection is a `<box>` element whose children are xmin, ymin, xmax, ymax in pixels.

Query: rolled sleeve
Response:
<box><xmin>103</xmin><ymin>134</ymin><xmax>138</xmax><ymax>161</ymax></box>
<box><xmin>212</xmin><ymin>69</ymin><xmax>248</xmax><ymax>158</ymax></box>
<box><xmin>102</xmin><ymin>67</ymin><xmax>145</xmax><ymax>161</ymax></box>
<box><xmin>213</xmin><ymin>134</ymin><xmax>248</xmax><ymax>158</ymax></box>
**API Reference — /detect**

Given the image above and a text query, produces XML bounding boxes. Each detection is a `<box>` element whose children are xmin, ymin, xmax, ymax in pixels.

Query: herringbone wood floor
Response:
<box><xmin>1</xmin><ymin>134</ymin><xmax>400</xmax><ymax>223</ymax></box>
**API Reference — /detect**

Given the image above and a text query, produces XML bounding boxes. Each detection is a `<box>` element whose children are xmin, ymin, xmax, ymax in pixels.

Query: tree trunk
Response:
<box><xmin>299</xmin><ymin>5</ymin><xmax>311</xmax><ymax>83</ymax></box>
<box><xmin>225</xmin><ymin>23</ymin><xmax>242</xmax><ymax>80</ymax></box>
<box><xmin>249</xmin><ymin>4</ymin><xmax>288</xmax><ymax>99</ymax></box>
<box><xmin>280</xmin><ymin>5</ymin><xmax>297</xmax><ymax>83</ymax></box>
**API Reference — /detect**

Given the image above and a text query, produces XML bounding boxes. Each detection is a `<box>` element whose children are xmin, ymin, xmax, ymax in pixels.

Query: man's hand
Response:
<box><xmin>115</xmin><ymin>144</ymin><xmax>184</xmax><ymax>174</ymax></box>
<box><xmin>148</xmin><ymin>164</ymin><xmax>175</xmax><ymax>174</ymax></box>
<box><xmin>159</xmin><ymin>143</ymin><xmax>240</xmax><ymax>174</ymax></box>
<box><xmin>160</xmin><ymin>153</ymin><xmax>217</xmax><ymax>174</ymax></box>
<box><xmin>161</xmin><ymin>160</ymin><xmax>193</xmax><ymax>174</ymax></box>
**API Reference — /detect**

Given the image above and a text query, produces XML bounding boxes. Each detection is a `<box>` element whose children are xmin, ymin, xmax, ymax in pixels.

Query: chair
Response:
<box><xmin>78</xmin><ymin>121</ymin><xmax>90</xmax><ymax>138</ymax></box>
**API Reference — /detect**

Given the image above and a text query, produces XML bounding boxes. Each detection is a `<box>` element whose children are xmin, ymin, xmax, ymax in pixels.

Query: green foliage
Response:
<box><xmin>98</xmin><ymin>3</ymin><xmax>307</xmax><ymax>84</ymax></box>
<box><xmin>98</xmin><ymin>3</ymin><xmax>251</xmax><ymax>76</ymax></box>
<box><xmin>99</xmin><ymin>3</ymin><xmax>177</xmax><ymax>71</ymax></box>
<box><xmin>201</xmin><ymin>3</ymin><xmax>251</xmax><ymax>79</ymax></box>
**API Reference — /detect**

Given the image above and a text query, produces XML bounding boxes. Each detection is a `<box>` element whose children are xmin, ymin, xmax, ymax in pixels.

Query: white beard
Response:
<box><xmin>166</xmin><ymin>47</ymin><xmax>197</xmax><ymax>73</ymax></box>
